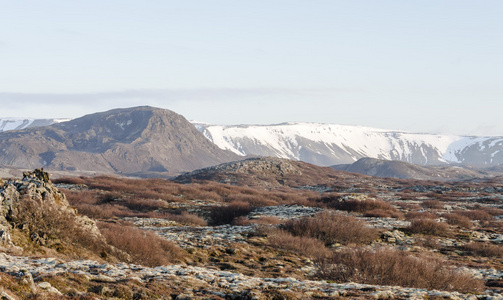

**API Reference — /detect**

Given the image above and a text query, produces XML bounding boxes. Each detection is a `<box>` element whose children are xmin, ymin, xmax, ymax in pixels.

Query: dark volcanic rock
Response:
<box><xmin>0</xmin><ymin>107</ymin><xmax>240</xmax><ymax>176</ymax></box>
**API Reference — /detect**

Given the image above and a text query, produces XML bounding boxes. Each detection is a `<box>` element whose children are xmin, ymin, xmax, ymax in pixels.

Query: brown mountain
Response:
<box><xmin>0</xmin><ymin>106</ymin><xmax>240</xmax><ymax>176</ymax></box>
<box><xmin>331</xmin><ymin>157</ymin><xmax>491</xmax><ymax>180</ymax></box>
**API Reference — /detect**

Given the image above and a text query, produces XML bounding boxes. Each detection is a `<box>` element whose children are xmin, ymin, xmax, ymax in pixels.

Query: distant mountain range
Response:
<box><xmin>2</xmin><ymin>108</ymin><xmax>503</xmax><ymax>180</ymax></box>
<box><xmin>332</xmin><ymin>157</ymin><xmax>493</xmax><ymax>181</ymax></box>
<box><xmin>0</xmin><ymin>107</ymin><xmax>239</xmax><ymax>176</ymax></box>
<box><xmin>194</xmin><ymin>122</ymin><xmax>503</xmax><ymax>167</ymax></box>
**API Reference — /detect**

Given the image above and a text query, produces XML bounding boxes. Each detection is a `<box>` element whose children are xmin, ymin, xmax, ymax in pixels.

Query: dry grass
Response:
<box><xmin>421</xmin><ymin>199</ymin><xmax>443</xmax><ymax>209</ymax></box>
<box><xmin>462</xmin><ymin>242</ymin><xmax>503</xmax><ymax>258</ymax></box>
<box><xmin>327</xmin><ymin>198</ymin><xmax>399</xmax><ymax>216</ymax></box>
<box><xmin>8</xmin><ymin>195</ymin><xmax>112</xmax><ymax>259</ymax></box>
<box><xmin>163</xmin><ymin>211</ymin><xmax>207</xmax><ymax>226</ymax></box>
<box><xmin>406</xmin><ymin>219</ymin><xmax>450</xmax><ymax>236</ymax></box>
<box><xmin>316</xmin><ymin>247</ymin><xmax>484</xmax><ymax>293</ymax></box>
<box><xmin>281</xmin><ymin>212</ymin><xmax>379</xmax><ymax>245</ymax></box>
<box><xmin>208</xmin><ymin>201</ymin><xmax>253</xmax><ymax>225</ymax></box>
<box><xmin>405</xmin><ymin>211</ymin><xmax>438</xmax><ymax>220</ymax></box>
<box><xmin>233</xmin><ymin>216</ymin><xmax>283</xmax><ymax>226</ymax></box>
<box><xmin>98</xmin><ymin>222</ymin><xmax>186</xmax><ymax>267</ymax></box>
<box><xmin>443</xmin><ymin>213</ymin><xmax>473</xmax><ymax>228</ymax></box>
<box><xmin>262</xmin><ymin>227</ymin><xmax>330</xmax><ymax>259</ymax></box>
<box><xmin>455</xmin><ymin>209</ymin><xmax>493</xmax><ymax>221</ymax></box>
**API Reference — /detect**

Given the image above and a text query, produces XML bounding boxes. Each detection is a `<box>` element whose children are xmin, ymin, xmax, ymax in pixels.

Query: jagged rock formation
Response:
<box><xmin>0</xmin><ymin>107</ymin><xmax>240</xmax><ymax>176</ymax></box>
<box><xmin>332</xmin><ymin>157</ymin><xmax>491</xmax><ymax>180</ymax></box>
<box><xmin>0</xmin><ymin>169</ymin><xmax>102</xmax><ymax>251</ymax></box>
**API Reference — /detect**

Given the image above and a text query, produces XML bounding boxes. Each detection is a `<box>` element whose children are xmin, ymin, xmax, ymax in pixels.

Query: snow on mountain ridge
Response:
<box><xmin>0</xmin><ymin>118</ymin><xmax>70</xmax><ymax>132</ymax></box>
<box><xmin>193</xmin><ymin>122</ymin><xmax>503</xmax><ymax>166</ymax></box>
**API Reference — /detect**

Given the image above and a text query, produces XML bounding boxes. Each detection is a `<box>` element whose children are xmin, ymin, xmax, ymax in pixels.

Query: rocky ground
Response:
<box><xmin>1</xmin><ymin>168</ymin><xmax>503</xmax><ymax>299</ymax></box>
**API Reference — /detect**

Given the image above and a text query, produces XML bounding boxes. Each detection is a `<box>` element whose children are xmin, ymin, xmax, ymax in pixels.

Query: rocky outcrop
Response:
<box><xmin>0</xmin><ymin>169</ymin><xmax>101</xmax><ymax>250</ymax></box>
<box><xmin>174</xmin><ymin>157</ymin><xmax>359</xmax><ymax>187</ymax></box>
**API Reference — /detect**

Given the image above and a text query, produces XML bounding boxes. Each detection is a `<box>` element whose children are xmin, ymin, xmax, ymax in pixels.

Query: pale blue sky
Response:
<box><xmin>1</xmin><ymin>1</ymin><xmax>502</xmax><ymax>136</ymax></box>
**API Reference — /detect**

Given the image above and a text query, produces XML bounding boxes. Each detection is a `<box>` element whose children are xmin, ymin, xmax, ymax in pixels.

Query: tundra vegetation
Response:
<box><xmin>1</xmin><ymin>166</ymin><xmax>503</xmax><ymax>298</ymax></box>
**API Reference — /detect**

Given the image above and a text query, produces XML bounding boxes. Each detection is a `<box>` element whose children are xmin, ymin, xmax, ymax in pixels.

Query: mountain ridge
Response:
<box><xmin>194</xmin><ymin>122</ymin><xmax>503</xmax><ymax>167</ymax></box>
<box><xmin>0</xmin><ymin>106</ymin><xmax>240</xmax><ymax>176</ymax></box>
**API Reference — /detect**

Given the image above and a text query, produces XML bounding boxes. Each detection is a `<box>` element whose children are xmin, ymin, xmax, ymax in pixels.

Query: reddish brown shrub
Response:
<box><xmin>443</xmin><ymin>213</ymin><xmax>472</xmax><ymax>228</ymax></box>
<box><xmin>406</xmin><ymin>219</ymin><xmax>450</xmax><ymax>236</ymax></box>
<box><xmin>364</xmin><ymin>209</ymin><xmax>404</xmax><ymax>219</ymax></box>
<box><xmin>264</xmin><ymin>228</ymin><xmax>329</xmax><ymax>259</ymax></box>
<box><xmin>98</xmin><ymin>222</ymin><xmax>185</xmax><ymax>266</ymax></box>
<box><xmin>208</xmin><ymin>201</ymin><xmax>253</xmax><ymax>225</ymax></box>
<box><xmin>281</xmin><ymin>212</ymin><xmax>379</xmax><ymax>245</ymax></box>
<box><xmin>233</xmin><ymin>216</ymin><xmax>283</xmax><ymax>226</ymax></box>
<box><xmin>455</xmin><ymin>210</ymin><xmax>492</xmax><ymax>221</ymax></box>
<box><xmin>462</xmin><ymin>242</ymin><xmax>503</xmax><ymax>258</ymax></box>
<box><xmin>329</xmin><ymin>199</ymin><xmax>398</xmax><ymax>215</ymax></box>
<box><xmin>165</xmin><ymin>211</ymin><xmax>207</xmax><ymax>226</ymax></box>
<box><xmin>421</xmin><ymin>199</ymin><xmax>443</xmax><ymax>209</ymax></box>
<box><xmin>405</xmin><ymin>211</ymin><xmax>437</xmax><ymax>220</ymax></box>
<box><xmin>316</xmin><ymin>247</ymin><xmax>483</xmax><ymax>292</ymax></box>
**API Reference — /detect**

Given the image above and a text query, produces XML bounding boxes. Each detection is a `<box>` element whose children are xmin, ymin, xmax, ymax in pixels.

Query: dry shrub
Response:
<box><xmin>233</xmin><ymin>216</ymin><xmax>283</xmax><ymax>226</ymax></box>
<box><xmin>480</xmin><ymin>206</ymin><xmax>503</xmax><ymax>216</ymax></box>
<box><xmin>123</xmin><ymin>198</ymin><xmax>166</xmax><ymax>211</ymax></box>
<box><xmin>281</xmin><ymin>212</ymin><xmax>379</xmax><ymax>245</ymax></box>
<box><xmin>405</xmin><ymin>211</ymin><xmax>437</xmax><ymax>220</ymax></box>
<box><xmin>364</xmin><ymin>208</ymin><xmax>403</xmax><ymax>219</ymax></box>
<box><xmin>462</xmin><ymin>242</ymin><xmax>503</xmax><ymax>258</ymax></box>
<box><xmin>421</xmin><ymin>199</ymin><xmax>443</xmax><ymax>209</ymax></box>
<box><xmin>443</xmin><ymin>213</ymin><xmax>472</xmax><ymax>228</ymax></box>
<box><xmin>316</xmin><ymin>247</ymin><xmax>484</xmax><ymax>293</ymax></box>
<box><xmin>98</xmin><ymin>222</ymin><xmax>185</xmax><ymax>267</ymax></box>
<box><xmin>264</xmin><ymin>227</ymin><xmax>329</xmax><ymax>259</ymax></box>
<box><xmin>406</xmin><ymin>219</ymin><xmax>450</xmax><ymax>236</ymax></box>
<box><xmin>329</xmin><ymin>198</ymin><xmax>398</xmax><ymax>215</ymax></box>
<box><xmin>455</xmin><ymin>210</ymin><xmax>492</xmax><ymax>221</ymax></box>
<box><xmin>208</xmin><ymin>201</ymin><xmax>253</xmax><ymax>225</ymax></box>
<box><xmin>165</xmin><ymin>211</ymin><xmax>207</xmax><ymax>226</ymax></box>
<box><xmin>226</xmin><ymin>193</ymin><xmax>278</xmax><ymax>207</ymax></box>
<box><xmin>8</xmin><ymin>196</ymin><xmax>112</xmax><ymax>259</ymax></box>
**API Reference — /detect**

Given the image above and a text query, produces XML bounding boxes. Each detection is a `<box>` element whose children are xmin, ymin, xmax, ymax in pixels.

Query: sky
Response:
<box><xmin>1</xmin><ymin>1</ymin><xmax>502</xmax><ymax>136</ymax></box>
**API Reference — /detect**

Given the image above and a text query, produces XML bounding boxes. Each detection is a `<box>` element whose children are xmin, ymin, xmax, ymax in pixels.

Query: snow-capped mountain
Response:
<box><xmin>193</xmin><ymin>122</ymin><xmax>503</xmax><ymax>167</ymax></box>
<box><xmin>0</xmin><ymin>118</ymin><xmax>69</xmax><ymax>132</ymax></box>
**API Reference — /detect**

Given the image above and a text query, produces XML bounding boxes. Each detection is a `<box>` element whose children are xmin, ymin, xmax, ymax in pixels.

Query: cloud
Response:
<box><xmin>0</xmin><ymin>87</ymin><xmax>342</xmax><ymax>105</ymax></box>
<box><xmin>0</xmin><ymin>88</ymin><xmax>342</xmax><ymax>118</ymax></box>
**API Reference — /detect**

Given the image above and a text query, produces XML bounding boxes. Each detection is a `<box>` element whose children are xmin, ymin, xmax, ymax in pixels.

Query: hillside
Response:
<box><xmin>173</xmin><ymin>156</ymin><xmax>366</xmax><ymax>188</ymax></box>
<box><xmin>332</xmin><ymin>157</ymin><xmax>492</xmax><ymax>180</ymax></box>
<box><xmin>0</xmin><ymin>107</ymin><xmax>240</xmax><ymax>176</ymax></box>
<box><xmin>194</xmin><ymin>122</ymin><xmax>503</xmax><ymax>167</ymax></box>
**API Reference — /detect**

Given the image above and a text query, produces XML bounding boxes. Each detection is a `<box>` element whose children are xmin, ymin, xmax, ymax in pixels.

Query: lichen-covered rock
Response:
<box><xmin>0</xmin><ymin>169</ymin><xmax>103</xmax><ymax>249</ymax></box>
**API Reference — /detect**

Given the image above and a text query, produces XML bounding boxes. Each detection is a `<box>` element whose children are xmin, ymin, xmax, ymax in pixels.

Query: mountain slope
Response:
<box><xmin>332</xmin><ymin>157</ymin><xmax>490</xmax><ymax>180</ymax></box>
<box><xmin>0</xmin><ymin>107</ymin><xmax>240</xmax><ymax>176</ymax></box>
<box><xmin>194</xmin><ymin>122</ymin><xmax>503</xmax><ymax>167</ymax></box>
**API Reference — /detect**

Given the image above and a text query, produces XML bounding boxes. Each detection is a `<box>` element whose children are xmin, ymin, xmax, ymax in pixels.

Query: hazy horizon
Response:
<box><xmin>1</xmin><ymin>1</ymin><xmax>502</xmax><ymax>136</ymax></box>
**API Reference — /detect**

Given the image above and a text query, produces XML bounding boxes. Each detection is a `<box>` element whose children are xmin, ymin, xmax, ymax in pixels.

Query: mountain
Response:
<box><xmin>194</xmin><ymin>122</ymin><xmax>503</xmax><ymax>167</ymax></box>
<box><xmin>0</xmin><ymin>106</ymin><xmax>240</xmax><ymax>176</ymax></box>
<box><xmin>332</xmin><ymin>157</ymin><xmax>491</xmax><ymax>180</ymax></box>
<box><xmin>0</xmin><ymin>118</ymin><xmax>68</xmax><ymax>132</ymax></box>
